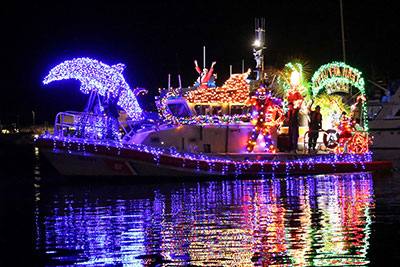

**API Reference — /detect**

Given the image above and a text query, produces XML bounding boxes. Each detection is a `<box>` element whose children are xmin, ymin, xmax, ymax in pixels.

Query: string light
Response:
<box><xmin>43</xmin><ymin>57</ymin><xmax>143</xmax><ymax>121</ymax></box>
<box><xmin>246</xmin><ymin>87</ymin><xmax>284</xmax><ymax>153</ymax></box>
<box><xmin>311</xmin><ymin>61</ymin><xmax>365</xmax><ymax>97</ymax></box>
<box><xmin>42</xmin><ymin>58</ymin><xmax>372</xmax><ymax>157</ymax></box>
<box><xmin>35</xmin><ymin>133</ymin><xmax>386</xmax><ymax>176</ymax></box>
<box><xmin>311</xmin><ymin>61</ymin><xmax>369</xmax><ymax>132</ymax></box>
<box><xmin>158</xmin><ymin>71</ymin><xmax>252</xmax><ymax>125</ymax></box>
<box><xmin>333</xmin><ymin>95</ymin><xmax>370</xmax><ymax>154</ymax></box>
<box><xmin>187</xmin><ymin>70</ymin><xmax>251</xmax><ymax>104</ymax></box>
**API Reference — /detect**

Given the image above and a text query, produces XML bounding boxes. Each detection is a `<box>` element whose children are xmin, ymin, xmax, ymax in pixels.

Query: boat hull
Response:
<box><xmin>36</xmin><ymin>138</ymin><xmax>393</xmax><ymax>177</ymax></box>
<box><xmin>40</xmin><ymin>148</ymin><xmax>206</xmax><ymax>177</ymax></box>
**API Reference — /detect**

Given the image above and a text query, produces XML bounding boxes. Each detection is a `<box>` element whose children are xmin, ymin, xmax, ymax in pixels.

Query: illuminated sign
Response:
<box><xmin>311</xmin><ymin>62</ymin><xmax>365</xmax><ymax>96</ymax></box>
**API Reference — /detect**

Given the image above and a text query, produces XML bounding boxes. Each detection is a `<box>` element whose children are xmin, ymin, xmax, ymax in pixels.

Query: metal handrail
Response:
<box><xmin>53</xmin><ymin>111</ymin><xmax>123</xmax><ymax>140</ymax></box>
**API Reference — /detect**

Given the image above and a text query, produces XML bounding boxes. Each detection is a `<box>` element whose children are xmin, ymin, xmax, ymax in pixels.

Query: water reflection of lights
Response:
<box><xmin>35</xmin><ymin>173</ymin><xmax>374</xmax><ymax>266</ymax></box>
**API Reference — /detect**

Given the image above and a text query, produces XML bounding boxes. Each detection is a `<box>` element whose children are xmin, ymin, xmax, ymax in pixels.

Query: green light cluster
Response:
<box><xmin>311</xmin><ymin>61</ymin><xmax>368</xmax><ymax>131</ymax></box>
<box><xmin>311</xmin><ymin>61</ymin><xmax>365</xmax><ymax>97</ymax></box>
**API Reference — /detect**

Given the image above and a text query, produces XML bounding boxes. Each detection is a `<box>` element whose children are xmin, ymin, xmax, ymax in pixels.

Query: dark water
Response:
<box><xmin>1</xmin><ymin>145</ymin><xmax>400</xmax><ymax>266</ymax></box>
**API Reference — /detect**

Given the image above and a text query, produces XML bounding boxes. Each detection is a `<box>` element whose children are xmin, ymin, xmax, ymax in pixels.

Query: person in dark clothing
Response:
<box><xmin>308</xmin><ymin>103</ymin><xmax>322</xmax><ymax>153</ymax></box>
<box><xmin>104</xmin><ymin>92</ymin><xmax>120</xmax><ymax>140</ymax></box>
<box><xmin>286</xmin><ymin>102</ymin><xmax>300</xmax><ymax>153</ymax></box>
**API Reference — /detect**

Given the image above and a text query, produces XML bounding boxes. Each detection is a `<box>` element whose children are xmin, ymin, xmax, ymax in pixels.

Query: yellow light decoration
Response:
<box><xmin>187</xmin><ymin>69</ymin><xmax>251</xmax><ymax>105</ymax></box>
<box><xmin>290</xmin><ymin>70</ymin><xmax>301</xmax><ymax>87</ymax></box>
<box><xmin>333</xmin><ymin>95</ymin><xmax>370</xmax><ymax>154</ymax></box>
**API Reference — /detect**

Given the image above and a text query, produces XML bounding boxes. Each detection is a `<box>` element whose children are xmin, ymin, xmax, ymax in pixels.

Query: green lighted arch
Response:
<box><xmin>311</xmin><ymin>61</ymin><xmax>369</xmax><ymax>131</ymax></box>
<box><xmin>311</xmin><ymin>61</ymin><xmax>365</xmax><ymax>97</ymax></box>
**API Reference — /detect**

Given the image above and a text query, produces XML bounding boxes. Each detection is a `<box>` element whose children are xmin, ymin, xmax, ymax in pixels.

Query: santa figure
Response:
<box><xmin>194</xmin><ymin>60</ymin><xmax>216</xmax><ymax>89</ymax></box>
<box><xmin>287</xmin><ymin>70</ymin><xmax>305</xmax><ymax>109</ymax></box>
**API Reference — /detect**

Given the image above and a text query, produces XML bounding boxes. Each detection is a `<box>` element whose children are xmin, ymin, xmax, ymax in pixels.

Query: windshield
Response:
<box><xmin>167</xmin><ymin>103</ymin><xmax>191</xmax><ymax>117</ymax></box>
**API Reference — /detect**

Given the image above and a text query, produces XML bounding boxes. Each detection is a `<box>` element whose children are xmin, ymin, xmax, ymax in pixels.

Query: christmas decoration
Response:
<box><xmin>193</xmin><ymin>60</ymin><xmax>216</xmax><ymax>89</ymax></box>
<box><xmin>311</xmin><ymin>61</ymin><xmax>365</xmax><ymax>96</ymax></box>
<box><xmin>157</xmin><ymin>90</ymin><xmax>251</xmax><ymax>126</ymax></box>
<box><xmin>311</xmin><ymin>62</ymin><xmax>368</xmax><ymax>131</ymax></box>
<box><xmin>37</xmin><ymin>133</ymin><xmax>378</xmax><ymax>176</ymax></box>
<box><xmin>187</xmin><ymin>69</ymin><xmax>251</xmax><ymax>104</ymax></box>
<box><xmin>43</xmin><ymin>58</ymin><xmax>143</xmax><ymax>121</ymax></box>
<box><xmin>333</xmin><ymin>95</ymin><xmax>369</xmax><ymax>154</ymax></box>
<box><xmin>276</xmin><ymin>62</ymin><xmax>311</xmax><ymax>109</ymax></box>
<box><xmin>246</xmin><ymin>87</ymin><xmax>284</xmax><ymax>153</ymax></box>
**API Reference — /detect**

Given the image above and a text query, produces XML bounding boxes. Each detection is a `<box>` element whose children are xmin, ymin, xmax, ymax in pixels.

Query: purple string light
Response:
<box><xmin>43</xmin><ymin>58</ymin><xmax>143</xmax><ymax>120</ymax></box>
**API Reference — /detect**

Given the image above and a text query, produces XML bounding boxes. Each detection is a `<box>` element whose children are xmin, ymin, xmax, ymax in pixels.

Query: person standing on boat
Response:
<box><xmin>286</xmin><ymin>102</ymin><xmax>300</xmax><ymax>153</ymax></box>
<box><xmin>194</xmin><ymin>60</ymin><xmax>216</xmax><ymax>89</ymax></box>
<box><xmin>104</xmin><ymin>90</ymin><xmax>121</xmax><ymax>140</ymax></box>
<box><xmin>308</xmin><ymin>100</ymin><xmax>322</xmax><ymax>153</ymax></box>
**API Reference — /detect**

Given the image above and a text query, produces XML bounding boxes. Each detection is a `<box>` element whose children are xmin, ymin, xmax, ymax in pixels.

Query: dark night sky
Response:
<box><xmin>1</xmin><ymin>1</ymin><xmax>399</xmax><ymax>125</ymax></box>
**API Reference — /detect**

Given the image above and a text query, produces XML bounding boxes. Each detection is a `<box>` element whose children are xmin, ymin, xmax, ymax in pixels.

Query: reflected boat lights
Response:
<box><xmin>35</xmin><ymin>174</ymin><xmax>374</xmax><ymax>266</ymax></box>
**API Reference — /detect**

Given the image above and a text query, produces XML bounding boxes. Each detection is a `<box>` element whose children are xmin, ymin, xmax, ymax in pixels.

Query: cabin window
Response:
<box><xmin>201</xmin><ymin>105</ymin><xmax>211</xmax><ymax>115</ymax></box>
<box><xmin>230</xmin><ymin>105</ymin><xmax>243</xmax><ymax>115</ymax></box>
<box><xmin>194</xmin><ymin>105</ymin><xmax>201</xmax><ymax>115</ymax></box>
<box><xmin>212</xmin><ymin>106</ymin><xmax>222</xmax><ymax>115</ymax></box>
<box><xmin>231</xmin><ymin>105</ymin><xmax>251</xmax><ymax>115</ymax></box>
<box><xmin>167</xmin><ymin>103</ymin><xmax>191</xmax><ymax>117</ymax></box>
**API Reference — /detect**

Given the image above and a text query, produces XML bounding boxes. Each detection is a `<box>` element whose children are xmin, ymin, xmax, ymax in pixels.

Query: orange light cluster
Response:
<box><xmin>286</xmin><ymin>85</ymin><xmax>305</xmax><ymax>108</ymax></box>
<box><xmin>246</xmin><ymin>89</ymin><xmax>284</xmax><ymax>153</ymax></box>
<box><xmin>334</xmin><ymin>119</ymin><xmax>369</xmax><ymax>154</ymax></box>
<box><xmin>186</xmin><ymin>70</ymin><xmax>251</xmax><ymax>104</ymax></box>
<box><xmin>333</xmin><ymin>95</ymin><xmax>369</xmax><ymax>154</ymax></box>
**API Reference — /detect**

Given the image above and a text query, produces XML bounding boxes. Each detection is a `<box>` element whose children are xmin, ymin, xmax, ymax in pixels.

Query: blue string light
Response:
<box><xmin>37</xmin><ymin>133</ymin><xmax>374</xmax><ymax>176</ymax></box>
<box><xmin>43</xmin><ymin>58</ymin><xmax>143</xmax><ymax>121</ymax></box>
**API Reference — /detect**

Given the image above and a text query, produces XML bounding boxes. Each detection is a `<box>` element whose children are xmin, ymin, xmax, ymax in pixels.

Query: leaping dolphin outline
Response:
<box><xmin>43</xmin><ymin>57</ymin><xmax>143</xmax><ymax>120</ymax></box>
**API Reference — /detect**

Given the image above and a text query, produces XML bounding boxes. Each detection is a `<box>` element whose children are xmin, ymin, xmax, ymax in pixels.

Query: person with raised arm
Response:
<box><xmin>194</xmin><ymin>60</ymin><xmax>216</xmax><ymax>89</ymax></box>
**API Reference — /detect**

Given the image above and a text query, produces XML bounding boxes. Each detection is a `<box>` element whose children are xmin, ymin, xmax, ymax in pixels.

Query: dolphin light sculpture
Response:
<box><xmin>43</xmin><ymin>57</ymin><xmax>143</xmax><ymax>120</ymax></box>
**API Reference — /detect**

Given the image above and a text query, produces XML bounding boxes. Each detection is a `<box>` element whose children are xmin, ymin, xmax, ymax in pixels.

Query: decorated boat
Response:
<box><xmin>35</xmin><ymin>20</ymin><xmax>392</xmax><ymax>176</ymax></box>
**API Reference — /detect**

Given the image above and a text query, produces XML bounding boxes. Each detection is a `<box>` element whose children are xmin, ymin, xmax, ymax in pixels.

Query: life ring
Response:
<box><xmin>323</xmin><ymin>129</ymin><xmax>339</xmax><ymax>149</ymax></box>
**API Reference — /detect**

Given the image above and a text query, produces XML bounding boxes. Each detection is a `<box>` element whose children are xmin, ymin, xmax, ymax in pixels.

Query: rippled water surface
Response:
<box><xmin>1</xmin><ymin>145</ymin><xmax>400</xmax><ymax>266</ymax></box>
<box><xmin>32</xmin><ymin>174</ymin><xmax>386</xmax><ymax>266</ymax></box>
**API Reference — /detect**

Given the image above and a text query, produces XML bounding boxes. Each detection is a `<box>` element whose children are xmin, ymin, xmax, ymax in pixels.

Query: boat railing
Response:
<box><xmin>53</xmin><ymin>111</ymin><xmax>127</xmax><ymax>141</ymax></box>
<box><xmin>302</xmin><ymin>129</ymin><xmax>370</xmax><ymax>154</ymax></box>
<box><xmin>302</xmin><ymin>129</ymin><xmax>326</xmax><ymax>154</ymax></box>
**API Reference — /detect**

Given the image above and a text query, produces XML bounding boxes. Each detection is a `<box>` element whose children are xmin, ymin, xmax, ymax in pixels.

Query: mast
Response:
<box><xmin>339</xmin><ymin>0</ymin><xmax>346</xmax><ymax>62</ymax></box>
<box><xmin>253</xmin><ymin>18</ymin><xmax>266</xmax><ymax>85</ymax></box>
<box><xmin>203</xmin><ymin>46</ymin><xmax>206</xmax><ymax>69</ymax></box>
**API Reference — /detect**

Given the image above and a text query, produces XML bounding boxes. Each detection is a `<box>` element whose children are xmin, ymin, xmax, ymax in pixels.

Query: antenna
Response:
<box><xmin>203</xmin><ymin>46</ymin><xmax>206</xmax><ymax>69</ymax></box>
<box><xmin>253</xmin><ymin>18</ymin><xmax>266</xmax><ymax>82</ymax></box>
